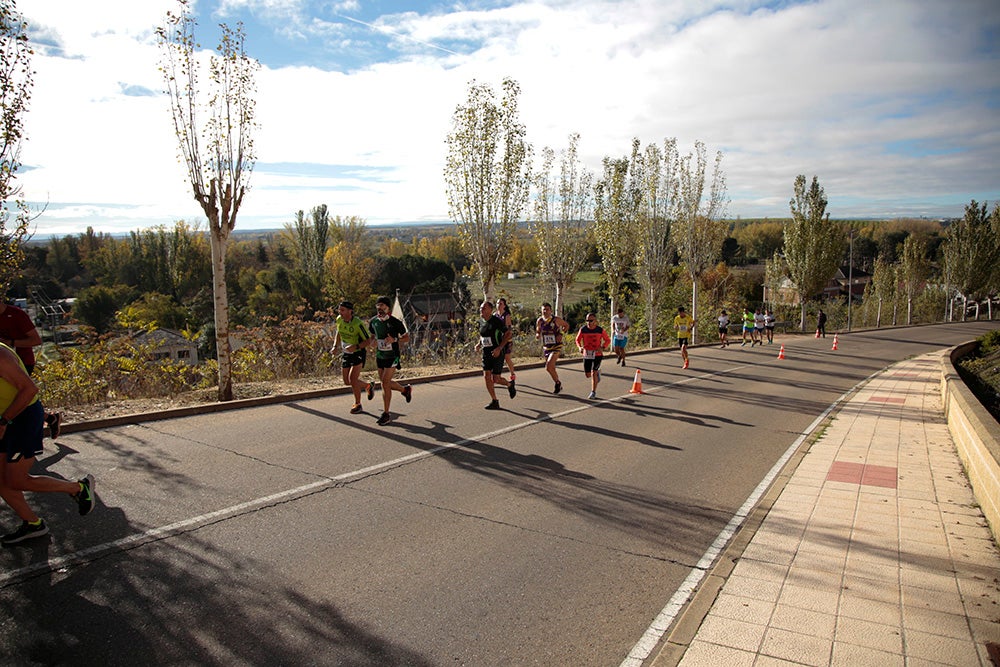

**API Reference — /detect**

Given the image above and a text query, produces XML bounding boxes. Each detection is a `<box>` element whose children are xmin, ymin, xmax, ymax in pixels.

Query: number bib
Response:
<box><xmin>480</xmin><ymin>336</ymin><xmax>494</xmax><ymax>348</ymax></box>
<box><xmin>377</xmin><ymin>338</ymin><xmax>393</xmax><ymax>352</ymax></box>
<box><xmin>583</xmin><ymin>349</ymin><xmax>596</xmax><ymax>359</ymax></box>
<box><xmin>542</xmin><ymin>334</ymin><xmax>556</xmax><ymax>346</ymax></box>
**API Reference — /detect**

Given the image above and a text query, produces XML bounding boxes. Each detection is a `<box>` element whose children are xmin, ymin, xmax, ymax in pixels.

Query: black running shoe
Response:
<box><xmin>554</xmin><ymin>381</ymin><xmax>562</xmax><ymax>395</ymax></box>
<box><xmin>508</xmin><ymin>379</ymin><xmax>517</xmax><ymax>399</ymax></box>
<box><xmin>376</xmin><ymin>412</ymin><xmax>392</xmax><ymax>426</ymax></box>
<box><xmin>485</xmin><ymin>400</ymin><xmax>501</xmax><ymax>410</ymax></box>
<box><xmin>75</xmin><ymin>475</ymin><xmax>96</xmax><ymax>516</ymax></box>
<box><xmin>350</xmin><ymin>404</ymin><xmax>363</xmax><ymax>414</ymax></box>
<box><xmin>46</xmin><ymin>412</ymin><xmax>62</xmax><ymax>440</ymax></box>
<box><xmin>1</xmin><ymin>519</ymin><xmax>49</xmax><ymax>546</ymax></box>
<box><xmin>402</xmin><ymin>385</ymin><xmax>412</xmax><ymax>403</ymax></box>
<box><xmin>366</xmin><ymin>382</ymin><xmax>375</xmax><ymax>401</ymax></box>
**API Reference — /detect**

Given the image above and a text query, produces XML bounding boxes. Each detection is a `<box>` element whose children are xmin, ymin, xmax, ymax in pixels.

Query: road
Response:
<box><xmin>1</xmin><ymin>321</ymin><xmax>996</xmax><ymax>666</ymax></box>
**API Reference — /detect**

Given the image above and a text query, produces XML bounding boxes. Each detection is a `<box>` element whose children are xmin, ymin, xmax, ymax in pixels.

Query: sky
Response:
<box><xmin>16</xmin><ymin>0</ymin><xmax>1000</xmax><ymax>236</ymax></box>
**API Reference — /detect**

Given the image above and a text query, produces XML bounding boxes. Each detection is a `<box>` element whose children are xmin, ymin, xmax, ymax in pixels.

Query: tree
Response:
<box><xmin>530</xmin><ymin>133</ymin><xmax>592</xmax><ymax>317</ymax></box>
<box><xmin>784</xmin><ymin>175</ymin><xmax>844</xmax><ymax>330</ymax></box>
<box><xmin>0</xmin><ymin>0</ymin><xmax>33</xmax><ymax>292</ymax></box>
<box><xmin>898</xmin><ymin>234</ymin><xmax>930</xmax><ymax>325</ymax></box>
<box><xmin>325</xmin><ymin>240</ymin><xmax>378</xmax><ymax>309</ymax></box>
<box><xmin>283</xmin><ymin>205</ymin><xmax>331</xmax><ymax>317</ymax></box>
<box><xmin>444</xmin><ymin>78</ymin><xmax>532</xmax><ymax>299</ymax></box>
<box><xmin>635</xmin><ymin>138</ymin><xmax>677</xmax><ymax>346</ymax></box>
<box><xmin>671</xmin><ymin>141</ymin><xmax>728</xmax><ymax>342</ymax></box>
<box><xmin>942</xmin><ymin>200</ymin><xmax>1000</xmax><ymax>321</ymax></box>
<box><xmin>869</xmin><ymin>257</ymin><xmax>896</xmax><ymax>328</ymax></box>
<box><xmin>158</xmin><ymin>0</ymin><xmax>259</xmax><ymax>400</ymax></box>
<box><xmin>593</xmin><ymin>144</ymin><xmax>641</xmax><ymax>319</ymax></box>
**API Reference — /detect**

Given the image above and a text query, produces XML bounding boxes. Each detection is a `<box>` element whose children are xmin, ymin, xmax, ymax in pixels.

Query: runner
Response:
<box><xmin>717</xmin><ymin>310</ymin><xmax>730</xmax><ymax>348</ymax></box>
<box><xmin>753</xmin><ymin>308</ymin><xmax>766</xmax><ymax>347</ymax></box>
<box><xmin>535</xmin><ymin>303</ymin><xmax>569</xmax><ymax>394</ymax></box>
<box><xmin>764</xmin><ymin>309</ymin><xmax>777</xmax><ymax>344</ymax></box>
<box><xmin>817</xmin><ymin>308</ymin><xmax>828</xmax><ymax>338</ymax></box>
<box><xmin>0</xmin><ymin>342</ymin><xmax>95</xmax><ymax>545</ymax></box>
<box><xmin>674</xmin><ymin>305</ymin><xmax>696</xmax><ymax>369</ymax></box>
<box><xmin>367</xmin><ymin>296</ymin><xmax>411</xmax><ymax>426</ymax></box>
<box><xmin>332</xmin><ymin>301</ymin><xmax>373</xmax><ymax>415</ymax></box>
<box><xmin>0</xmin><ymin>299</ymin><xmax>62</xmax><ymax>439</ymax></box>
<box><xmin>495</xmin><ymin>297</ymin><xmax>516</xmax><ymax>380</ymax></box>
<box><xmin>610</xmin><ymin>307</ymin><xmax>631</xmax><ymax>366</ymax></box>
<box><xmin>741</xmin><ymin>307</ymin><xmax>754</xmax><ymax>346</ymax></box>
<box><xmin>576</xmin><ymin>313</ymin><xmax>611</xmax><ymax>399</ymax></box>
<box><xmin>477</xmin><ymin>301</ymin><xmax>515</xmax><ymax>410</ymax></box>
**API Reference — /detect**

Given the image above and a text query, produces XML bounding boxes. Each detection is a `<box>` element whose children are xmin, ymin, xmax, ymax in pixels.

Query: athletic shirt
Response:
<box><xmin>764</xmin><ymin>313</ymin><xmax>776</xmax><ymax>327</ymax></box>
<box><xmin>479</xmin><ymin>316</ymin><xmax>506</xmax><ymax>349</ymax></box>
<box><xmin>742</xmin><ymin>311</ymin><xmax>754</xmax><ymax>328</ymax></box>
<box><xmin>674</xmin><ymin>314</ymin><xmax>694</xmax><ymax>338</ymax></box>
<box><xmin>718</xmin><ymin>314</ymin><xmax>729</xmax><ymax>328</ymax></box>
<box><xmin>0</xmin><ymin>305</ymin><xmax>36</xmax><ymax>368</ymax></box>
<box><xmin>536</xmin><ymin>316</ymin><xmax>563</xmax><ymax>350</ymax></box>
<box><xmin>335</xmin><ymin>315</ymin><xmax>369</xmax><ymax>348</ymax></box>
<box><xmin>611</xmin><ymin>314</ymin><xmax>630</xmax><ymax>336</ymax></box>
<box><xmin>368</xmin><ymin>315</ymin><xmax>406</xmax><ymax>359</ymax></box>
<box><xmin>576</xmin><ymin>325</ymin><xmax>610</xmax><ymax>357</ymax></box>
<box><xmin>0</xmin><ymin>343</ymin><xmax>39</xmax><ymax>413</ymax></box>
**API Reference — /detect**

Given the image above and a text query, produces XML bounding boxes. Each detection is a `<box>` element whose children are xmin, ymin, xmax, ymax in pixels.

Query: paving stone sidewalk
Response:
<box><xmin>669</xmin><ymin>351</ymin><xmax>1000</xmax><ymax>666</ymax></box>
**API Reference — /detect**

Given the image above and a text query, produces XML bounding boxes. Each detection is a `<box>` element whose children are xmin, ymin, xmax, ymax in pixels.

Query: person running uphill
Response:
<box><xmin>576</xmin><ymin>313</ymin><xmax>611</xmax><ymax>399</ymax></box>
<box><xmin>610</xmin><ymin>307</ymin><xmax>631</xmax><ymax>366</ymax></box>
<box><xmin>368</xmin><ymin>296</ymin><xmax>411</xmax><ymax>426</ymax></box>
<box><xmin>332</xmin><ymin>301</ymin><xmax>373</xmax><ymax>415</ymax></box>
<box><xmin>536</xmin><ymin>303</ymin><xmax>569</xmax><ymax>394</ymax></box>
<box><xmin>674</xmin><ymin>306</ymin><xmax>696</xmax><ymax>369</ymax></box>
<box><xmin>495</xmin><ymin>297</ymin><xmax>516</xmax><ymax>380</ymax></box>
<box><xmin>477</xmin><ymin>301</ymin><xmax>516</xmax><ymax>410</ymax></box>
<box><xmin>717</xmin><ymin>310</ymin><xmax>730</xmax><ymax>348</ymax></box>
<box><xmin>741</xmin><ymin>307</ymin><xmax>754</xmax><ymax>346</ymax></box>
<box><xmin>0</xmin><ymin>342</ymin><xmax>95</xmax><ymax>545</ymax></box>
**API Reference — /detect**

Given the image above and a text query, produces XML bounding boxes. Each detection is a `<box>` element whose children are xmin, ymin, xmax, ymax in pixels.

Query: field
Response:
<box><xmin>492</xmin><ymin>270</ymin><xmax>602</xmax><ymax>312</ymax></box>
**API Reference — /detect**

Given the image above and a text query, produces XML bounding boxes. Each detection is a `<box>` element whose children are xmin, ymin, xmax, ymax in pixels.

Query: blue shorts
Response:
<box><xmin>3</xmin><ymin>401</ymin><xmax>44</xmax><ymax>463</ymax></box>
<box><xmin>613</xmin><ymin>336</ymin><xmax>627</xmax><ymax>348</ymax></box>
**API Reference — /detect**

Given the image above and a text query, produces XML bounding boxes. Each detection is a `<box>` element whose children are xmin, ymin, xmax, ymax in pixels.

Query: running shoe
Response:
<box><xmin>508</xmin><ymin>379</ymin><xmax>517</xmax><ymax>399</ymax></box>
<box><xmin>46</xmin><ymin>412</ymin><xmax>62</xmax><ymax>440</ymax></box>
<box><xmin>554</xmin><ymin>381</ymin><xmax>562</xmax><ymax>395</ymax></box>
<box><xmin>621</xmin><ymin>359</ymin><xmax>625</xmax><ymax>367</ymax></box>
<box><xmin>350</xmin><ymin>404</ymin><xmax>363</xmax><ymax>414</ymax></box>
<box><xmin>402</xmin><ymin>385</ymin><xmax>412</xmax><ymax>403</ymax></box>
<box><xmin>366</xmin><ymin>382</ymin><xmax>375</xmax><ymax>400</ymax></box>
<box><xmin>683</xmin><ymin>360</ymin><xmax>689</xmax><ymax>369</ymax></box>
<box><xmin>485</xmin><ymin>400</ymin><xmax>501</xmax><ymax>410</ymax></box>
<box><xmin>1</xmin><ymin>519</ymin><xmax>48</xmax><ymax>546</ymax></box>
<box><xmin>588</xmin><ymin>391</ymin><xmax>597</xmax><ymax>399</ymax></box>
<box><xmin>76</xmin><ymin>475</ymin><xmax>96</xmax><ymax>516</ymax></box>
<box><xmin>376</xmin><ymin>412</ymin><xmax>392</xmax><ymax>426</ymax></box>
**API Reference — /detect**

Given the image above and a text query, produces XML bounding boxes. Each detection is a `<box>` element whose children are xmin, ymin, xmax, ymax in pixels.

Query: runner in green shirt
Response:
<box><xmin>368</xmin><ymin>296</ymin><xmax>411</xmax><ymax>426</ymax></box>
<box><xmin>333</xmin><ymin>301</ymin><xmax>373</xmax><ymax>415</ymax></box>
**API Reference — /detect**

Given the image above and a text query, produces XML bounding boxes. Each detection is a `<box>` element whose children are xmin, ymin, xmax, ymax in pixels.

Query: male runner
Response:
<box><xmin>476</xmin><ymin>301</ymin><xmax>515</xmax><ymax>410</ymax></box>
<box><xmin>674</xmin><ymin>305</ymin><xmax>695</xmax><ymax>369</ymax></box>
<box><xmin>367</xmin><ymin>296</ymin><xmax>411</xmax><ymax>426</ymax></box>
<box><xmin>535</xmin><ymin>303</ymin><xmax>569</xmax><ymax>394</ymax></box>
<box><xmin>576</xmin><ymin>313</ymin><xmax>611</xmax><ymax>399</ymax></box>
<box><xmin>332</xmin><ymin>301</ymin><xmax>373</xmax><ymax>414</ymax></box>
<box><xmin>610</xmin><ymin>307</ymin><xmax>631</xmax><ymax>366</ymax></box>
<box><xmin>0</xmin><ymin>342</ymin><xmax>95</xmax><ymax>545</ymax></box>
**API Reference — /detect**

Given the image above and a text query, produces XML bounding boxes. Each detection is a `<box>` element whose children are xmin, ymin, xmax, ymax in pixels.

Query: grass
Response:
<box><xmin>493</xmin><ymin>270</ymin><xmax>601</xmax><ymax>311</ymax></box>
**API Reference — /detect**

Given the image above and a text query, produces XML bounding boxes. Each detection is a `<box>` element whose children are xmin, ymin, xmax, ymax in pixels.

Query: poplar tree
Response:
<box><xmin>0</xmin><ymin>0</ymin><xmax>32</xmax><ymax>291</ymax></box>
<box><xmin>671</xmin><ymin>141</ymin><xmax>728</xmax><ymax>342</ymax></box>
<box><xmin>593</xmin><ymin>141</ymin><xmax>641</xmax><ymax>318</ymax></box>
<box><xmin>784</xmin><ymin>175</ymin><xmax>844</xmax><ymax>330</ymax></box>
<box><xmin>635</xmin><ymin>138</ymin><xmax>677</xmax><ymax>346</ymax></box>
<box><xmin>942</xmin><ymin>200</ymin><xmax>1000</xmax><ymax>321</ymax></box>
<box><xmin>444</xmin><ymin>78</ymin><xmax>532</xmax><ymax>299</ymax></box>
<box><xmin>158</xmin><ymin>0</ymin><xmax>259</xmax><ymax>401</ymax></box>
<box><xmin>531</xmin><ymin>133</ymin><xmax>592</xmax><ymax>317</ymax></box>
<box><xmin>898</xmin><ymin>235</ymin><xmax>930</xmax><ymax>325</ymax></box>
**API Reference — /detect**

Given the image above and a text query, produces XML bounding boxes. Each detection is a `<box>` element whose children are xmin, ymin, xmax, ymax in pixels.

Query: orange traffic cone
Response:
<box><xmin>831</xmin><ymin>334</ymin><xmax>839</xmax><ymax>351</ymax></box>
<box><xmin>629</xmin><ymin>369</ymin><xmax>643</xmax><ymax>394</ymax></box>
<box><xmin>777</xmin><ymin>344</ymin><xmax>786</xmax><ymax>360</ymax></box>
<box><xmin>815</xmin><ymin>329</ymin><xmax>820</xmax><ymax>338</ymax></box>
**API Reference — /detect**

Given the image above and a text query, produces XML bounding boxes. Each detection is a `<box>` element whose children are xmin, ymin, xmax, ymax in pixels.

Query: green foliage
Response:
<box><xmin>73</xmin><ymin>284</ymin><xmax>137</xmax><ymax>333</ymax></box>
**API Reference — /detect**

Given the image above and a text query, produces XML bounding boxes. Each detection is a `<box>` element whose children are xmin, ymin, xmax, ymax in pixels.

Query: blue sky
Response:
<box><xmin>18</xmin><ymin>0</ymin><xmax>1000</xmax><ymax>235</ymax></box>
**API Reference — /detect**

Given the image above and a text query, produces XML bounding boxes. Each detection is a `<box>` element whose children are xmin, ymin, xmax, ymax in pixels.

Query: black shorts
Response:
<box><xmin>482</xmin><ymin>349</ymin><xmax>505</xmax><ymax>375</ymax></box>
<box><xmin>583</xmin><ymin>355</ymin><xmax>603</xmax><ymax>373</ymax></box>
<box><xmin>3</xmin><ymin>401</ymin><xmax>44</xmax><ymax>463</ymax></box>
<box><xmin>341</xmin><ymin>349</ymin><xmax>366</xmax><ymax>369</ymax></box>
<box><xmin>376</xmin><ymin>355</ymin><xmax>401</xmax><ymax>370</ymax></box>
<box><xmin>678</xmin><ymin>337</ymin><xmax>689</xmax><ymax>347</ymax></box>
<box><xmin>718</xmin><ymin>327</ymin><xmax>727</xmax><ymax>334</ymax></box>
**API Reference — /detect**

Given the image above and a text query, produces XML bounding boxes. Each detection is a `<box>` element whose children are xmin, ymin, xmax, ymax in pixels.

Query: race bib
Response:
<box><xmin>377</xmin><ymin>338</ymin><xmax>392</xmax><ymax>352</ymax></box>
<box><xmin>678</xmin><ymin>325</ymin><xmax>688</xmax><ymax>333</ymax></box>
<box><xmin>542</xmin><ymin>334</ymin><xmax>556</xmax><ymax>345</ymax></box>
<box><xmin>583</xmin><ymin>349</ymin><xmax>596</xmax><ymax>359</ymax></box>
<box><xmin>480</xmin><ymin>336</ymin><xmax>494</xmax><ymax>348</ymax></box>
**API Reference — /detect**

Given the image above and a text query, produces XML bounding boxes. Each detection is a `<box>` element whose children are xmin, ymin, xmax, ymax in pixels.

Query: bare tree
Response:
<box><xmin>444</xmin><ymin>78</ymin><xmax>532</xmax><ymax>300</ymax></box>
<box><xmin>671</xmin><ymin>141</ymin><xmax>728</xmax><ymax>342</ymax></box>
<box><xmin>635</xmin><ymin>138</ymin><xmax>677</xmax><ymax>346</ymax></box>
<box><xmin>593</xmin><ymin>140</ymin><xmax>642</xmax><ymax>318</ymax></box>
<box><xmin>0</xmin><ymin>0</ymin><xmax>33</xmax><ymax>291</ymax></box>
<box><xmin>531</xmin><ymin>133</ymin><xmax>592</xmax><ymax>317</ymax></box>
<box><xmin>158</xmin><ymin>0</ymin><xmax>259</xmax><ymax>401</ymax></box>
<box><xmin>784</xmin><ymin>175</ymin><xmax>844</xmax><ymax>330</ymax></box>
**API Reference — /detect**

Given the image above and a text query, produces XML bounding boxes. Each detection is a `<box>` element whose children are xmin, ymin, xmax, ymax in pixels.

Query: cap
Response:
<box><xmin>338</xmin><ymin>301</ymin><xmax>353</xmax><ymax>310</ymax></box>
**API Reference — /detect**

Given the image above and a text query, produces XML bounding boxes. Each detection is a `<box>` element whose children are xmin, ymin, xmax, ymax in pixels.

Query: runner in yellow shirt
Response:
<box><xmin>673</xmin><ymin>306</ymin><xmax>696</xmax><ymax>369</ymax></box>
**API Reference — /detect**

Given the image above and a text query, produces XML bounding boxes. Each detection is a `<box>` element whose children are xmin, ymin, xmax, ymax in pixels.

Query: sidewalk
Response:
<box><xmin>658</xmin><ymin>351</ymin><xmax>1000</xmax><ymax>666</ymax></box>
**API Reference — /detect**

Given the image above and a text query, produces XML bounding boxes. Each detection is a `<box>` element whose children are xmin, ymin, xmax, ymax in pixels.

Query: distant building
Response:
<box><xmin>133</xmin><ymin>328</ymin><xmax>199</xmax><ymax>365</ymax></box>
<box><xmin>392</xmin><ymin>292</ymin><xmax>466</xmax><ymax>349</ymax></box>
<box><xmin>766</xmin><ymin>266</ymin><xmax>872</xmax><ymax>305</ymax></box>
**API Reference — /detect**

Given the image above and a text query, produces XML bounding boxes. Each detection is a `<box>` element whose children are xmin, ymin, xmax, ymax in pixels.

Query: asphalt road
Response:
<box><xmin>1</xmin><ymin>321</ymin><xmax>996</xmax><ymax>666</ymax></box>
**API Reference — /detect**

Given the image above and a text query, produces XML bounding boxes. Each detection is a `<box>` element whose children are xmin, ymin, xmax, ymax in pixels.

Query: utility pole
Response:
<box><xmin>847</xmin><ymin>229</ymin><xmax>855</xmax><ymax>332</ymax></box>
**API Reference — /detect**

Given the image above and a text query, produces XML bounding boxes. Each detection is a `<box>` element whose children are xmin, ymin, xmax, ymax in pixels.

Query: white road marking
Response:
<box><xmin>0</xmin><ymin>363</ymin><xmax>746</xmax><ymax>589</ymax></box>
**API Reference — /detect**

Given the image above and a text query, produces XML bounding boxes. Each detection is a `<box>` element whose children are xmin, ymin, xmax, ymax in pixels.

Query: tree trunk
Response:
<box><xmin>647</xmin><ymin>284</ymin><xmax>656</xmax><ymax>348</ymax></box>
<box><xmin>799</xmin><ymin>301</ymin><xmax>807</xmax><ymax>332</ymax></box>
<box><xmin>690</xmin><ymin>279</ymin><xmax>699</xmax><ymax>344</ymax></box>
<box><xmin>209</xmin><ymin>225</ymin><xmax>233</xmax><ymax>401</ymax></box>
<box><xmin>554</xmin><ymin>281</ymin><xmax>564</xmax><ymax>318</ymax></box>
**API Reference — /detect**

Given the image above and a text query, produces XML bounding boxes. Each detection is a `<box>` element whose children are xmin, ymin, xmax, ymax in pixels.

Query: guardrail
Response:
<box><xmin>942</xmin><ymin>343</ymin><xmax>1000</xmax><ymax>545</ymax></box>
